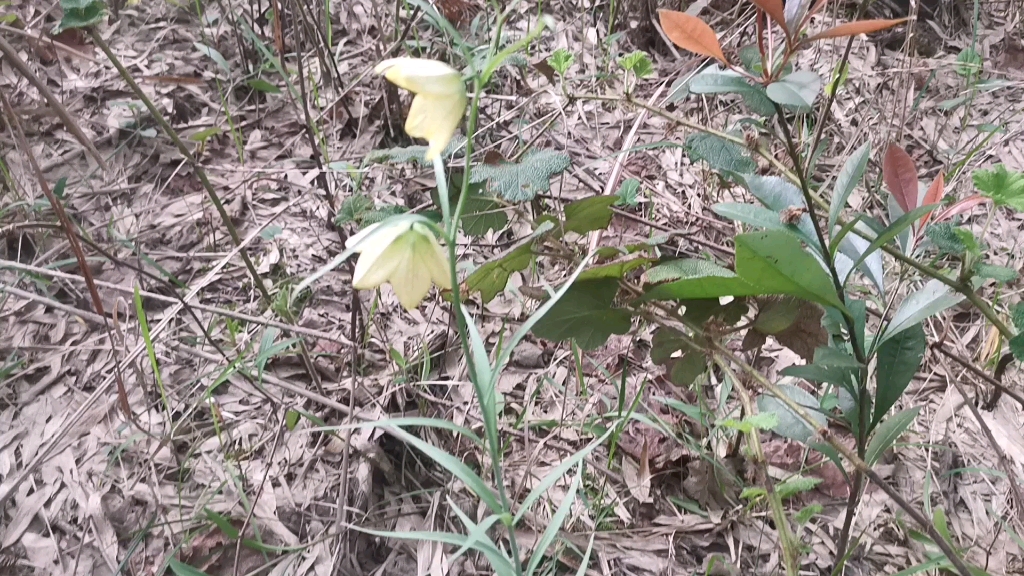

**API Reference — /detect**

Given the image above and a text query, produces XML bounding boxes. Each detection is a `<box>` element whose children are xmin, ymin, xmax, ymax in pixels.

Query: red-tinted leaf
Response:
<box><xmin>917</xmin><ymin>171</ymin><xmax>945</xmax><ymax>229</ymax></box>
<box><xmin>805</xmin><ymin>18</ymin><xmax>909</xmax><ymax>42</ymax></box>
<box><xmin>658</xmin><ymin>9</ymin><xmax>728</xmax><ymax>64</ymax></box>
<box><xmin>883</xmin><ymin>143</ymin><xmax>919</xmax><ymax>213</ymax></box>
<box><xmin>749</xmin><ymin>0</ymin><xmax>789</xmax><ymax>34</ymax></box>
<box><xmin>932</xmin><ymin>194</ymin><xmax>990</xmax><ymax>223</ymax></box>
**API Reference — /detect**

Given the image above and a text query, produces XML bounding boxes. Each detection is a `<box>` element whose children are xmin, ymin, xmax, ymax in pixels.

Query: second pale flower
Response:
<box><xmin>346</xmin><ymin>218</ymin><xmax>452</xmax><ymax>310</ymax></box>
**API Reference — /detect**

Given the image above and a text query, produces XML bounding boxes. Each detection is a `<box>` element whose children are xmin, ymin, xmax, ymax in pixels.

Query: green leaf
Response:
<box><xmin>955</xmin><ymin>47</ymin><xmax>983</xmax><ymax>78</ymax></box>
<box><xmin>465</xmin><ymin>243</ymin><xmax>534</xmax><ymax>303</ymax></box>
<box><xmin>335</xmin><ymin>195</ymin><xmax>375</xmax><ymax>225</ymax></box>
<box><xmin>577</xmin><ymin>257</ymin><xmax>652</xmax><ymax>281</ymax></box>
<box><xmin>246</xmin><ymin>78</ymin><xmax>281</xmax><ymax>93</ymax></box>
<box><xmin>829</xmin><ymin>142</ymin><xmax>871</xmax><ymax>230</ymax></box>
<box><xmin>563</xmin><ymin>196</ymin><xmax>617</xmax><ymax>234</ymax></box>
<box><xmin>925</xmin><ymin>222</ymin><xmax>969</xmax><ymax>255</ymax></box>
<box><xmin>736</xmin><ymin>174</ymin><xmax>818</xmax><ymax>244</ymax></box>
<box><xmin>835</xmin><ymin>230</ymin><xmax>885</xmax><ymax>296</ymax></box>
<box><xmin>848</xmin><ymin>204</ymin><xmax>937</xmax><ymax>273</ymax></box>
<box><xmin>530</xmin><ymin>278</ymin><xmax>631</xmax><ymax>349</ymax></box>
<box><xmin>865</xmin><ymin>406</ymin><xmax>921</xmax><ymax>465</ymax></box>
<box><xmin>685</xmin><ymin>132</ymin><xmax>757</xmax><ymax>176</ymax></box>
<box><xmin>168</xmin><ymin>559</ymin><xmax>213</xmax><ymax>576</ymax></box>
<box><xmin>384</xmin><ymin>426</ymin><xmax>504</xmax><ymax>513</ymax></box>
<box><xmin>618</xmin><ymin>50</ymin><xmax>654</xmax><ymax>78</ymax></box>
<box><xmin>873</xmin><ymin>323</ymin><xmax>925</xmax><ymax>428</ymax></box>
<box><xmin>614</xmin><ymin>178</ymin><xmax>641</xmax><ymax>207</ymax></box>
<box><xmin>285</xmin><ymin>409</ymin><xmax>300</xmax><ymax>430</ymax></box>
<box><xmin>367</xmin><ymin>136</ymin><xmax>467</xmax><ymax>165</ymax></box>
<box><xmin>194</xmin><ymin>42</ymin><xmax>231</xmax><ymax>73</ymax></box>
<box><xmin>776</xmin><ymin>476</ymin><xmax>823</xmax><ymax>499</ymax></box>
<box><xmin>687</xmin><ymin>65</ymin><xmax>776</xmax><ymax>116</ymax></box>
<box><xmin>974</xmin><ymin>263</ymin><xmax>1017</xmax><ymax>283</ymax></box>
<box><xmin>525</xmin><ymin>464</ymin><xmax>584</xmax><ymax>576</ymax></box>
<box><xmin>450</xmin><ymin>177</ymin><xmax>509</xmax><ymax>235</ymax></box>
<box><xmin>734</xmin><ymin>231</ymin><xmax>845</xmax><ymax>311</ymax></box>
<box><xmin>1009</xmin><ymin>334</ymin><xmax>1024</xmax><ymax>362</ymax></box>
<box><xmin>470</xmin><ymin>149</ymin><xmax>571</xmax><ymax>202</ymax></box>
<box><xmin>643</xmin><ymin>260</ymin><xmax>761</xmax><ymax>301</ymax></box>
<box><xmin>547</xmin><ymin>48</ymin><xmax>575</xmax><ymax>75</ymax></box>
<box><xmin>712</xmin><ymin>202</ymin><xmax>816</xmax><ymax>246</ymax></box>
<box><xmin>795</xmin><ymin>503</ymin><xmax>823</xmax><ymax>525</ymax></box>
<box><xmin>757</xmin><ymin>384</ymin><xmax>825</xmax><ymax>443</ymax></box>
<box><xmin>1012</xmin><ymin>303</ymin><xmax>1024</xmax><ymax>332</ymax></box>
<box><xmin>973</xmin><ymin>164</ymin><xmax>1024</xmax><ymax>211</ymax></box>
<box><xmin>881</xmin><ymin>279</ymin><xmax>965</xmax><ymax>344</ymax></box>
<box><xmin>766</xmin><ymin>70</ymin><xmax>821</xmax><ymax>111</ymax></box>
<box><xmin>55</xmin><ymin>0</ymin><xmax>105</xmax><ymax>32</ymax></box>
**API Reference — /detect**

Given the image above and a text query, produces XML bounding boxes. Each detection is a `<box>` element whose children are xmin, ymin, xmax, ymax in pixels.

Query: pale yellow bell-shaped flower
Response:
<box><xmin>374</xmin><ymin>57</ymin><xmax>467</xmax><ymax>161</ymax></box>
<box><xmin>346</xmin><ymin>218</ymin><xmax>452</xmax><ymax>310</ymax></box>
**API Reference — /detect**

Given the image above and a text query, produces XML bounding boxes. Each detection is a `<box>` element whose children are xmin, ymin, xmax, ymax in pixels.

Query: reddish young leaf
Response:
<box><xmin>749</xmin><ymin>0</ymin><xmax>789</xmax><ymax>35</ymax></box>
<box><xmin>805</xmin><ymin>18</ymin><xmax>909</xmax><ymax>42</ymax></box>
<box><xmin>883</xmin><ymin>143</ymin><xmax>919</xmax><ymax>213</ymax></box>
<box><xmin>658</xmin><ymin>9</ymin><xmax>728</xmax><ymax>64</ymax></box>
<box><xmin>917</xmin><ymin>171</ymin><xmax>945</xmax><ymax>229</ymax></box>
<box><xmin>932</xmin><ymin>194</ymin><xmax>990</xmax><ymax>224</ymax></box>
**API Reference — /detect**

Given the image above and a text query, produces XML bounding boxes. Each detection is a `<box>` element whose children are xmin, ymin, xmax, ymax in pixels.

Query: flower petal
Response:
<box><xmin>406</xmin><ymin>92</ymin><xmax>467</xmax><ymax>161</ymax></box>
<box><xmin>387</xmin><ymin>235</ymin><xmax>435</xmax><ymax>310</ymax></box>
<box><xmin>349</xmin><ymin>220</ymin><xmax>412</xmax><ymax>287</ymax></box>
<box><xmin>352</xmin><ymin>233</ymin><xmax>407</xmax><ymax>290</ymax></box>
<box><xmin>375</xmin><ymin>58</ymin><xmax>464</xmax><ymax>96</ymax></box>
<box><xmin>345</xmin><ymin>222</ymin><xmax>381</xmax><ymax>250</ymax></box>
<box><xmin>412</xmin><ymin>223</ymin><xmax>452</xmax><ymax>289</ymax></box>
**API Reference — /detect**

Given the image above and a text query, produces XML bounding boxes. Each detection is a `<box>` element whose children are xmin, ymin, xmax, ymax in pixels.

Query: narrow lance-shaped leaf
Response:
<box><xmin>828</xmin><ymin>141</ymin><xmax>871</xmax><ymax>230</ymax></box>
<box><xmin>872</xmin><ymin>322</ymin><xmax>926</xmax><ymax>428</ymax></box>
<box><xmin>865</xmin><ymin>406</ymin><xmax>921</xmax><ymax>465</ymax></box>
<box><xmin>847</xmin><ymin>204</ymin><xmax>936</xmax><ymax>274</ymax></box>
<box><xmin>805</xmin><ymin>18</ymin><xmax>908</xmax><ymax>42</ymax></box>
<box><xmin>658</xmin><ymin>9</ymin><xmax>729</xmax><ymax>64</ymax></box>
<box><xmin>883</xmin><ymin>143</ymin><xmax>919</xmax><ymax>213</ymax></box>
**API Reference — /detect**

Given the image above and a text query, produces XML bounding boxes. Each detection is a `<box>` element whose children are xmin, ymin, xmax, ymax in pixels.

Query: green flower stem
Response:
<box><xmin>437</xmin><ymin>72</ymin><xmax>524</xmax><ymax>573</ymax></box>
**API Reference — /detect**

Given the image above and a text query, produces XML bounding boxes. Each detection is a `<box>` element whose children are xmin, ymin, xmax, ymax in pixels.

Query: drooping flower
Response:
<box><xmin>374</xmin><ymin>57</ymin><xmax>467</xmax><ymax>161</ymax></box>
<box><xmin>346</xmin><ymin>217</ymin><xmax>452</xmax><ymax>310</ymax></box>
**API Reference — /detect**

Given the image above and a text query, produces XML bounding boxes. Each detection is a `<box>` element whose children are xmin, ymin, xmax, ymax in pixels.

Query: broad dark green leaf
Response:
<box><xmin>872</xmin><ymin>323</ymin><xmax>925</xmax><ymax>428</ymax></box>
<box><xmin>531</xmin><ymin>278</ymin><xmax>631</xmax><ymax>349</ymax></box>
<box><xmin>735</xmin><ymin>231</ymin><xmax>845</xmax><ymax>310</ymax></box>
<box><xmin>865</xmin><ymin>406</ymin><xmax>921</xmax><ymax>465</ymax></box>
<box><xmin>563</xmin><ymin>196</ymin><xmax>617</xmax><ymax>234</ymax></box>
<box><xmin>465</xmin><ymin>244</ymin><xmax>533</xmax><ymax>303</ymax></box>
<box><xmin>829</xmin><ymin>141</ymin><xmax>871</xmax><ymax>230</ymax></box>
